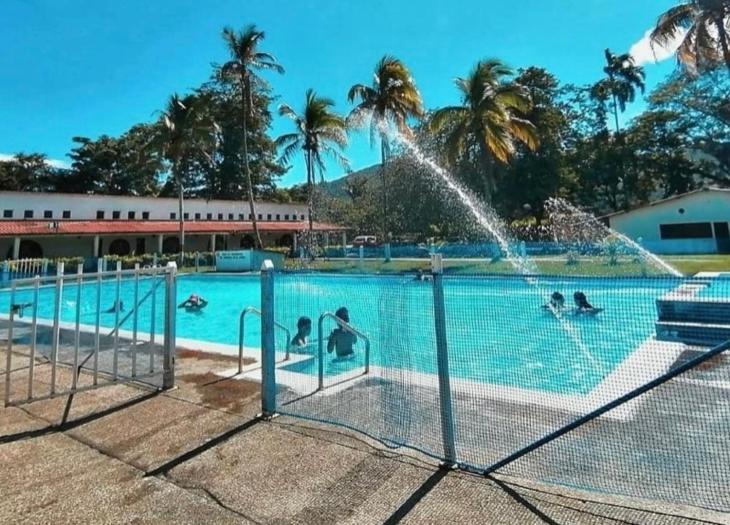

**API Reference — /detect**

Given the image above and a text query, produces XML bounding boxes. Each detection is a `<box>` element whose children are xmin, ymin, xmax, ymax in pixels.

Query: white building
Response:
<box><xmin>0</xmin><ymin>191</ymin><xmax>343</xmax><ymax>259</ymax></box>
<box><xmin>605</xmin><ymin>187</ymin><xmax>730</xmax><ymax>255</ymax></box>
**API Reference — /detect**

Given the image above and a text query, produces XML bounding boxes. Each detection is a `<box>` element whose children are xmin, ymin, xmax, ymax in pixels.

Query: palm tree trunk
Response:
<box><xmin>176</xmin><ymin>171</ymin><xmax>185</xmax><ymax>264</ymax></box>
<box><xmin>379</xmin><ymin>135</ymin><xmax>388</xmax><ymax>243</ymax></box>
<box><xmin>715</xmin><ymin>19</ymin><xmax>730</xmax><ymax>74</ymax></box>
<box><xmin>240</xmin><ymin>79</ymin><xmax>263</xmax><ymax>250</ymax></box>
<box><xmin>611</xmin><ymin>94</ymin><xmax>621</xmax><ymax>133</ymax></box>
<box><xmin>306</xmin><ymin>150</ymin><xmax>314</xmax><ymax>255</ymax></box>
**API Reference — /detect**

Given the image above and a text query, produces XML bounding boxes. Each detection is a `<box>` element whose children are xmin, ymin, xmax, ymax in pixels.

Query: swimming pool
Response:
<box><xmin>1</xmin><ymin>273</ymin><xmax>680</xmax><ymax>395</ymax></box>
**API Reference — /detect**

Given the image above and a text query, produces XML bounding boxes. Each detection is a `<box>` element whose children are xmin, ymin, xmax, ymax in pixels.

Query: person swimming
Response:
<box><xmin>327</xmin><ymin>307</ymin><xmax>357</xmax><ymax>358</ymax></box>
<box><xmin>10</xmin><ymin>302</ymin><xmax>33</xmax><ymax>318</ymax></box>
<box><xmin>291</xmin><ymin>316</ymin><xmax>312</xmax><ymax>348</ymax></box>
<box><xmin>542</xmin><ymin>291</ymin><xmax>565</xmax><ymax>311</ymax></box>
<box><xmin>178</xmin><ymin>294</ymin><xmax>208</xmax><ymax>310</ymax></box>
<box><xmin>573</xmin><ymin>291</ymin><xmax>603</xmax><ymax>315</ymax></box>
<box><xmin>105</xmin><ymin>300</ymin><xmax>124</xmax><ymax>313</ymax></box>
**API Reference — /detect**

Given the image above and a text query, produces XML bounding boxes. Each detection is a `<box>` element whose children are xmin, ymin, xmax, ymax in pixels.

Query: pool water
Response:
<box><xmin>1</xmin><ymin>273</ymin><xmax>679</xmax><ymax>396</ymax></box>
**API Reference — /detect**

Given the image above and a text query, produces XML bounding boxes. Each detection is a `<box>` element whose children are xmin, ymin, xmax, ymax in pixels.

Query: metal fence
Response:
<box><xmin>257</xmin><ymin>258</ymin><xmax>730</xmax><ymax>512</ymax></box>
<box><xmin>0</xmin><ymin>258</ymin><xmax>49</xmax><ymax>286</ymax></box>
<box><xmin>2</xmin><ymin>261</ymin><xmax>176</xmax><ymax>407</ymax></box>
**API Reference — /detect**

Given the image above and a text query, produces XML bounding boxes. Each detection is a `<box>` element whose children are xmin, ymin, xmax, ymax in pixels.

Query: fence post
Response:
<box><xmin>431</xmin><ymin>254</ymin><xmax>457</xmax><ymax>466</ymax></box>
<box><xmin>384</xmin><ymin>242</ymin><xmax>392</xmax><ymax>262</ymax></box>
<box><xmin>260</xmin><ymin>259</ymin><xmax>276</xmax><ymax>417</ymax></box>
<box><xmin>162</xmin><ymin>262</ymin><xmax>177</xmax><ymax>389</ymax></box>
<box><xmin>50</xmin><ymin>262</ymin><xmax>65</xmax><ymax>396</ymax></box>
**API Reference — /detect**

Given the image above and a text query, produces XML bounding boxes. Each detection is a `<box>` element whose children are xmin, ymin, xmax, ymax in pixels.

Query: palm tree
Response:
<box><xmin>347</xmin><ymin>56</ymin><xmax>424</xmax><ymax>242</ymax></box>
<box><xmin>276</xmin><ymin>89</ymin><xmax>350</xmax><ymax>251</ymax></box>
<box><xmin>594</xmin><ymin>49</ymin><xmax>646</xmax><ymax>133</ymax></box>
<box><xmin>651</xmin><ymin>0</ymin><xmax>730</xmax><ymax>75</ymax></box>
<box><xmin>221</xmin><ymin>25</ymin><xmax>284</xmax><ymax>249</ymax></box>
<box><xmin>151</xmin><ymin>93</ymin><xmax>217</xmax><ymax>258</ymax></box>
<box><xmin>428</xmin><ymin>59</ymin><xmax>539</xmax><ymax>200</ymax></box>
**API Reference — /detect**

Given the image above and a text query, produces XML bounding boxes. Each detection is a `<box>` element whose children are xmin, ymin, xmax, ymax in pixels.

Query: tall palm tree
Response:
<box><xmin>221</xmin><ymin>25</ymin><xmax>284</xmax><ymax>249</ymax></box>
<box><xmin>276</xmin><ymin>89</ymin><xmax>350</xmax><ymax>250</ymax></box>
<box><xmin>347</xmin><ymin>56</ymin><xmax>424</xmax><ymax>242</ymax></box>
<box><xmin>651</xmin><ymin>0</ymin><xmax>730</xmax><ymax>75</ymax></box>
<box><xmin>428</xmin><ymin>59</ymin><xmax>539</xmax><ymax>200</ymax></box>
<box><xmin>151</xmin><ymin>93</ymin><xmax>217</xmax><ymax>258</ymax></box>
<box><xmin>594</xmin><ymin>49</ymin><xmax>646</xmax><ymax>133</ymax></box>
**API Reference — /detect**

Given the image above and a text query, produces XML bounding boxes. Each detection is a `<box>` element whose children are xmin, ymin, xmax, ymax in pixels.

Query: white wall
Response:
<box><xmin>609</xmin><ymin>190</ymin><xmax>730</xmax><ymax>254</ymax></box>
<box><xmin>0</xmin><ymin>191</ymin><xmax>308</xmax><ymax>222</ymax></box>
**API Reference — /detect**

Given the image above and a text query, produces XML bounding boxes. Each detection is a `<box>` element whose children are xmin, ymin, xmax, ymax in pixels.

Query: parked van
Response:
<box><xmin>352</xmin><ymin>235</ymin><xmax>378</xmax><ymax>247</ymax></box>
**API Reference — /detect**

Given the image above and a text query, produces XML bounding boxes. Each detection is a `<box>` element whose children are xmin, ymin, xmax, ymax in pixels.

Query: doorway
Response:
<box><xmin>714</xmin><ymin>222</ymin><xmax>730</xmax><ymax>254</ymax></box>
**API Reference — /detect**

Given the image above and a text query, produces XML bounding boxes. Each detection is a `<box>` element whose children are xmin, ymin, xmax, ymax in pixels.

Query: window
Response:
<box><xmin>207</xmin><ymin>213</ymin><xmax>213</xmax><ymax>220</ymax></box>
<box><xmin>284</xmin><ymin>214</ymin><xmax>289</xmax><ymax>221</ymax></box>
<box><xmin>195</xmin><ymin>213</ymin><xmax>201</xmax><ymax>220</ymax></box>
<box><xmin>239</xmin><ymin>213</ymin><xmax>245</xmax><ymax>220</ymax></box>
<box><xmin>142</xmin><ymin>211</ymin><xmax>149</xmax><ymax>219</ymax></box>
<box><xmin>218</xmin><ymin>213</ymin><xmax>223</xmax><ymax>220</ymax></box>
<box><xmin>3</xmin><ymin>210</ymin><xmax>12</xmax><ymax>218</ymax></box>
<box><xmin>170</xmin><ymin>212</ymin><xmax>176</xmax><ymax>220</ymax></box>
<box><xmin>183</xmin><ymin>212</ymin><xmax>189</xmax><ymax>220</ymax></box>
<box><xmin>660</xmin><ymin>222</ymin><xmax>713</xmax><ymax>240</ymax></box>
<box><xmin>228</xmin><ymin>213</ymin><xmax>234</xmax><ymax>220</ymax></box>
<box><xmin>300</xmin><ymin>215</ymin><xmax>305</xmax><ymax>220</ymax></box>
<box><xmin>44</xmin><ymin>210</ymin><xmax>53</xmax><ymax>219</ymax></box>
<box><xmin>24</xmin><ymin>210</ymin><xmax>33</xmax><ymax>219</ymax></box>
<box><xmin>267</xmin><ymin>214</ymin><xmax>272</xmax><ymax>220</ymax></box>
<box><xmin>112</xmin><ymin>211</ymin><xmax>121</xmax><ymax>220</ymax></box>
<box><xmin>128</xmin><ymin>211</ymin><xmax>136</xmax><ymax>219</ymax></box>
<box><xmin>276</xmin><ymin>214</ymin><xmax>280</xmax><ymax>221</ymax></box>
<box><xmin>258</xmin><ymin>214</ymin><xmax>262</xmax><ymax>220</ymax></box>
<box><xmin>62</xmin><ymin>210</ymin><xmax>71</xmax><ymax>219</ymax></box>
<box><xmin>97</xmin><ymin>210</ymin><xmax>105</xmax><ymax>219</ymax></box>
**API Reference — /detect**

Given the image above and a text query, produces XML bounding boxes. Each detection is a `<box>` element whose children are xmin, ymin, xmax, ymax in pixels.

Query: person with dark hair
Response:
<box><xmin>542</xmin><ymin>291</ymin><xmax>565</xmax><ymax>311</ymax></box>
<box><xmin>573</xmin><ymin>291</ymin><xmax>603</xmax><ymax>315</ymax></box>
<box><xmin>178</xmin><ymin>293</ymin><xmax>208</xmax><ymax>311</ymax></box>
<box><xmin>327</xmin><ymin>307</ymin><xmax>357</xmax><ymax>358</ymax></box>
<box><xmin>291</xmin><ymin>316</ymin><xmax>312</xmax><ymax>348</ymax></box>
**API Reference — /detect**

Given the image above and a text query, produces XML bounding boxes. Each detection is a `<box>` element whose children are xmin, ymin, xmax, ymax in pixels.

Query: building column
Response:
<box><xmin>92</xmin><ymin>235</ymin><xmax>100</xmax><ymax>257</ymax></box>
<box><xmin>293</xmin><ymin>234</ymin><xmax>298</xmax><ymax>252</ymax></box>
<box><xmin>210</xmin><ymin>233</ymin><xmax>217</xmax><ymax>254</ymax></box>
<box><xmin>341</xmin><ymin>231</ymin><xmax>347</xmax><ymax>257</ymax></box>
<box><xmin>12</xmin><ymin>237</ymin><xmax>21</xmax><ymax>260</ymax></box>
<box><xmin>157</xmin><ymin>234</ymin><xmax>164</xmax><ymax>254</ymax></box>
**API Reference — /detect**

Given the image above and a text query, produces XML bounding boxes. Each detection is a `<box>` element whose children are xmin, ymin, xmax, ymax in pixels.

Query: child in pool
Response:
<box><xmin>327</xmin><ymin>307</ymin><xmax>357</xmax><ymax>358</ymax></box>
<box><xmin>291</xmin><ymin>316</ymin><xmax>312</xmax><ymax>348</ymax></box>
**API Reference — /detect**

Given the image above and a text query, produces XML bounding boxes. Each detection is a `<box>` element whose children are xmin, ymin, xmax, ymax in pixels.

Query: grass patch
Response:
<box><xmin>284</xmin><ymin>254</ymin><xmax>730</xmax><ymax>276</ymax></box>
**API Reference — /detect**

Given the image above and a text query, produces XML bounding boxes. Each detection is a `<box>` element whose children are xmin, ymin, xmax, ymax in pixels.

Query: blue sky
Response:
<box><xmin>0</xmin><ymin>0</ymin><xmax>679</xmax><ymax>187</ymax></box>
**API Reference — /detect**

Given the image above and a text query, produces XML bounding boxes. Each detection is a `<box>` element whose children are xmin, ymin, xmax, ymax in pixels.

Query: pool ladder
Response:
<box><xmin>238</xmin><ymin>307</ymin><xmax>291</xmax><ymax>374</ymax></box>
<box><xmin>317</xmin><ymin>312</ymin><xmax>371</xmax><ymax>391</ymax></box>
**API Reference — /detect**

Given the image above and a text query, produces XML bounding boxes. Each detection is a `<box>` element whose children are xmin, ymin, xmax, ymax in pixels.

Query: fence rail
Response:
<box><xmin>2</xmin><ymin>261</ymin><xmax>176</xmax><ymax>407</ymax></box>
<box><xmin>259</xmin><ymin>258</ymin><xmax>730</xmax><ymax>512</ymax></box>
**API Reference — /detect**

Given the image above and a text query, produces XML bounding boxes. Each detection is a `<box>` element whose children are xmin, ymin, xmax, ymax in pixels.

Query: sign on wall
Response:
<box><xmin>215</xmin><ymin>250</ymin><xmax>253</xmax><ymax>272</ymax></box>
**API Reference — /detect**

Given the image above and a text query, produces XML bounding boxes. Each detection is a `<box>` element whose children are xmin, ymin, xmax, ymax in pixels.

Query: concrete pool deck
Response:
<box><xmin>1</xmin><ymin>345</ymin><xmax>729</xmax><ymax>524</ymax></box>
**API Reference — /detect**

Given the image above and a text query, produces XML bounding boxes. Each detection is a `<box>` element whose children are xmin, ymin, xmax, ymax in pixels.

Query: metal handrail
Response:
<box><xmin>238</xmin><ymin>306</ymin><xmax>291</xmax><ymax>374</ymax></box>
<box><xmin>317</xmin><ymin>312</ymin><xmax>371</xmax><ymax>391</ymax></box>
<box><xmin>106</xmin><ymin>276</ymin><xmax>165</xmax><ymax>338</ymax></box>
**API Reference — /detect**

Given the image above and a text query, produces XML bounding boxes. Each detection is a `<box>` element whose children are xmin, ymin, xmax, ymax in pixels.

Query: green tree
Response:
<box><xmin>150</xmin><ymin>93</ymin><xmax>217</xmax><ymax>256</ymax></box>
<box><xmin>428</xmin><ymin>59</ymin><xmax>539</xmax><ymax>201</ymax></box>
<box><xmin>221</xmin><ymin>25</ymin><xmax>284</xmax><ymax>249</ymax></box>
<box><xmin>0</xmin><ymin>153</ymin><xmax>56</xmax><ymax>192</ymax></box>
<box><xmin>592</xmin><ymin>49</ymin><xmax>646</xmax><ymax>133</ymax></box>
<box><xmin>651</xmin><ymin>0</ymin><xmax>730</xmax><ymax>75</ymax></box>
<box><xmin>497</xmin><ymin>68</ymin><xmax>572</xmax><ymax>223</ymax></box>
<box><xmin>276</xmin><ymin>89</ymin><xmax>349</xmax><ymax>243</ymax></box>
<box><xmin>347</xmin><ymin>56</ymin><xmax>424</xmax><ymax>242</ymax></box>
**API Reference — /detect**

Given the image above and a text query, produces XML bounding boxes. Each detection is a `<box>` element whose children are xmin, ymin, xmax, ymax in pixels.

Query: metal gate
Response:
<box><xmin>2</xmin><ymin>261</ymin><xmax>176</xmax><ymax>407</ymax></box>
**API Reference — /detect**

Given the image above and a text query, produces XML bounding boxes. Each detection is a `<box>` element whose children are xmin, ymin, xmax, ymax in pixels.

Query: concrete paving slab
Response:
<box><xmin>0</xmin><ymin>433</ymin><xmax>252</xmax><ymax>524</ymax></box>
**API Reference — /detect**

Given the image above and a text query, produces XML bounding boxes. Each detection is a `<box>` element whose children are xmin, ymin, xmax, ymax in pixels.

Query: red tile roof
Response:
<box><xmin>0</xmin><ymin>220</ymin><xmax>345</xmax><ymax>237</ymax></box>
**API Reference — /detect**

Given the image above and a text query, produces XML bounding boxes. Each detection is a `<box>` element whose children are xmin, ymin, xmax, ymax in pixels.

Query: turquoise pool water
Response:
<box><xmin>1</xmin><ymin>273</ymin><xmax>679</xmax><ymax>395</ymax></box>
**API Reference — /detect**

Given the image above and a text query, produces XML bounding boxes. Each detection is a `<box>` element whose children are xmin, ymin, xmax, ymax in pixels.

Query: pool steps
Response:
<box><xmin>655</xmin><ymin>280</ymin><xmax>730</xmax><ymax>346</ymax></box>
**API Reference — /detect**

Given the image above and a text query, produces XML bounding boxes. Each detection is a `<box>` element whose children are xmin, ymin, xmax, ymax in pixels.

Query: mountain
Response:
<box><xmin>320</xmin><ymin>164</ymin><xmax>381</xmax><ymax>198</ymax></box>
